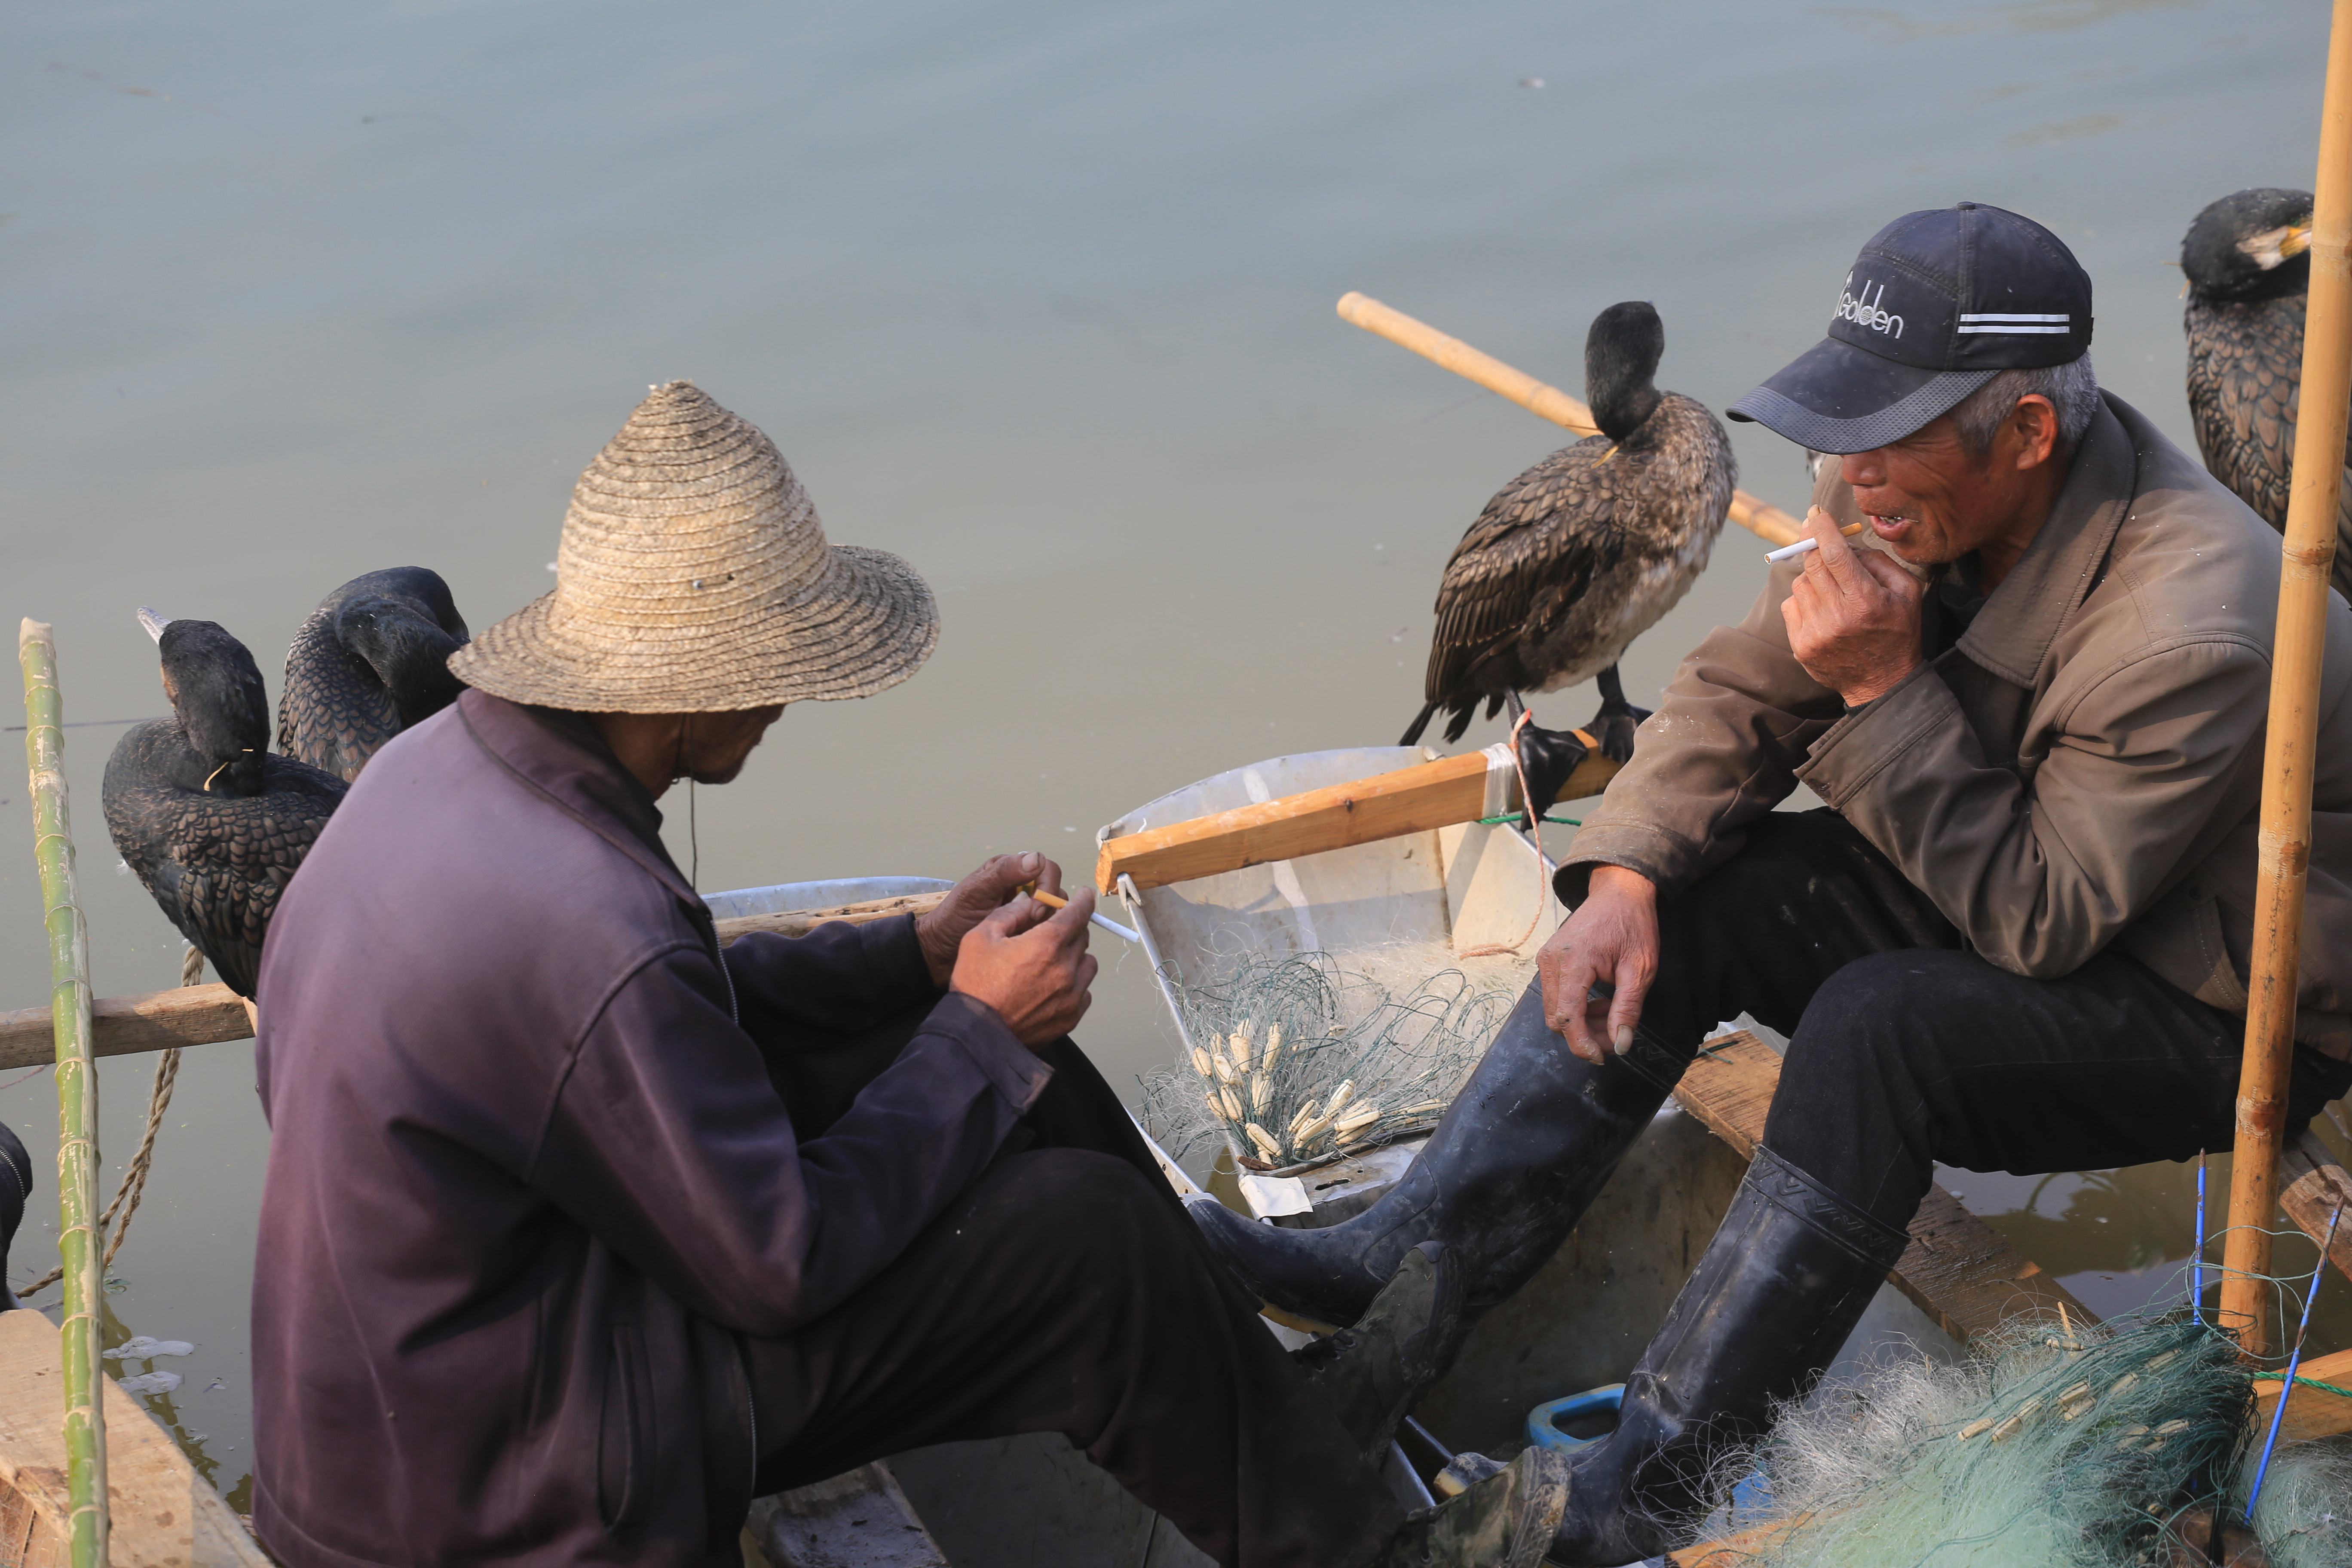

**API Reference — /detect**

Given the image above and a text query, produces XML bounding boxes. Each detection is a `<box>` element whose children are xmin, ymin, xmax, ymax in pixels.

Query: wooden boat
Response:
<box><xmin>763</xmin><ymin>747</ymin><xmax>2352</xmax><ymax>1568</ymax></box>
<box><xmin>1</xmin><ymin>756</ymin><xmax>2346</xmax><ymax>1567</ymax></box>
<box><xmin>816</xmin><ymin>751</ymin><xmax>1907</xmax><ymax>1566</ymax></box>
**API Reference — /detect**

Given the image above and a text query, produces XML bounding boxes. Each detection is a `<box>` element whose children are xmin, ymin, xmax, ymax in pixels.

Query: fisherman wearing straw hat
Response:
<box><xmin>243</xmin><ymin>383</ymin><xmax>1565</xmax><ymax>1568</ymax></box>
<box><xmin>1188</xmin><ymin>205</ymin><xmax>2352</xmax><ymax>1564</ymax></box>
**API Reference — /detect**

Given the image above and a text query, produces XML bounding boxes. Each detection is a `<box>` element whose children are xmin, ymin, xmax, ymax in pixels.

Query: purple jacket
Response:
<box><xmin>250</xmin><ymin>691</ymin><xmax>1050</xmax><ymax>1565</ymax></box>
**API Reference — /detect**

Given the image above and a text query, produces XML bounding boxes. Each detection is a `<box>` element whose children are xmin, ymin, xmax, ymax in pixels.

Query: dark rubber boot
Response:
<box><xmin>1293</xmin><ymin>1242</ymin><xmax>1463</xmax><ymax>1464</ymax></box>
<box><xmin>1514</xmin><ymin>720</ymin><xmax>1596</xmax><ymax>824</ymax></box>
<box><xmin>0</xmin><ymin>1121</ymin><xmax>31</xmax><ymax>1310</ymax></box>
<box><xmin>1185</xmin><ymin>983</ymin><xmax>1686</xmax><ymax>1329</ymax></box>
<box><xmin>1547</xmin><ymin>1146</ymin><xmax>1911</xmax><ymax>1565</ymax></box>
<box><xmin>1374</xmin><ymin>1447</ymin><xmax>1571</xmax><ymax>1568</ymax></box>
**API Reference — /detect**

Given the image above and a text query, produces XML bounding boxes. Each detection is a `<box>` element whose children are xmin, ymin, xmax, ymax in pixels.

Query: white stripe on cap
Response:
<box><xmin>1957</xmin><ymin>310</ymin><xmax>2072</xmax><ymax>335</ymax></box>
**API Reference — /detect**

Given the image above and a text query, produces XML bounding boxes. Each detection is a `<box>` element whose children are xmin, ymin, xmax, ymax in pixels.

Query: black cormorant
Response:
<box><xmin>0</xmin><ymin>1121</ymin><xmax>29</xmax><ymax>1307</ymax></box>
<box><xmin>277</xmin><ymin>567</ymin><xmax>469</xmax><ymax>782</ymax></box>
<box><xmin>1400</xmin><ymin>301</ymin><xmax>1735</xmax><ymax>815</ymax></box>
<box><xmin>104</xmin><ymin>612</ymin><xmax>347</xmax><ymax>998</ymax></box>
<box><xmin>2181</xmin><ymin>188</ymin><xmax>2352</xmax><ymax>597</ymax></box>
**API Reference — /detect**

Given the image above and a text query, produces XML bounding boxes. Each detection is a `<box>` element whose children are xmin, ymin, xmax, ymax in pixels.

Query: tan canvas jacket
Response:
<box><xmin>1562</xmin><ymin>392</ymin><xmax>2352</xmax><ymax>1058</ymax></box>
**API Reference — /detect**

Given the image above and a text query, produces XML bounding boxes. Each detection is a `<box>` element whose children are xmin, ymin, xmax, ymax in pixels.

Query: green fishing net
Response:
<box><xmin>1714</xmin><ymin>1309</ymin><xmax>2350</xmax><ymax>1568</ymax></box>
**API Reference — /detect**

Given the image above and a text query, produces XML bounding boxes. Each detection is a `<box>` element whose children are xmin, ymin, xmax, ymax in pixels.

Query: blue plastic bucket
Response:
<box><xmin>1525</xmin><ymin>1384</ymin><xmax>1624</xmax><ymax>1452</ymax></box>
<box><xmin>1526</xmin><ymin>1384</ymin><xmax>1772</xmax><ymax>1516</ymax></box>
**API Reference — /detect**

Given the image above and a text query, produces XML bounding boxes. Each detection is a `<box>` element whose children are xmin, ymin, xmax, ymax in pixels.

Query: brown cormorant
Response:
<box><xmin>2181</xmin><ymin>188</ymin><xmax>2352</xmax><ymax>597</ymax></box>
<box><xmin>277</xmin><ymin>567</ymin><xmax>469</xmax><ymax>782</ymax></box>
<box><xmin>104</xmin><ymin>612</ymin><xmax>346</xmax><ymax>998</ymax></box>
<box><xmin>1400</xmin><ymin>301</ymin><xmax>1735</xmax><ymax>815</ymax></box>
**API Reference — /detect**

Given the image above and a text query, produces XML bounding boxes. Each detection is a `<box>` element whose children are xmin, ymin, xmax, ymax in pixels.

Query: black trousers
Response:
<box><xmin>739</xmin><ymin>1014</ymin><xmax>1405</xmax><ymax>1568</ymax></box>
<box><xmin>1623</xmin><ymin>810</ymin><xmax>2352</xmax><ymax>1231</ymax></box>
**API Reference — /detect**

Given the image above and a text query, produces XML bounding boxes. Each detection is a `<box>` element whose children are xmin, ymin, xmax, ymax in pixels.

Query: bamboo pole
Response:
<box><xmin>2219</xmin><ymin>0</ymin><xmax>2352</xmax><ymax>1356</ymax></box>
<box><xmin>17</xmin><ymin>620</ymin><xmax>108</xmax><ymax>1567</ymax></box>
<box><xmin>1336</xmin><ymin>292</ymin><xmax>1809</xmax><ymax>547</ymax></box>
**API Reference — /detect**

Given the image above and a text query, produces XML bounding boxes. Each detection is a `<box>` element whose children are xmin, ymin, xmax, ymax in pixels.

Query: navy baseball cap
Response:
<box><xmin>1727</xmin><ymin>202</ymin><xmax>2093</xmax><ymax>453</ymax></box>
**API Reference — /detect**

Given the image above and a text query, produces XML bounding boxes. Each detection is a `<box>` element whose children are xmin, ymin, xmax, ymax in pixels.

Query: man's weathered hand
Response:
<box><xmin>916</xmin><ymin>852</ymin><xmax>1065</xmax><ymax>987</ymax></box>
<box><xmin>1536</xmin><ymin>865</ymin><xmax>1660</xmax><ymax>1064</ymax></box>
<box><xmin>949</xmin><ymin>887</ymin><xmax>1097</xmax><ymax>1050</ymax></box>
<box><xmin>1782</xmin><ymin>507</ymin><xmax>1926</xmax><ymax>707</ymax></box>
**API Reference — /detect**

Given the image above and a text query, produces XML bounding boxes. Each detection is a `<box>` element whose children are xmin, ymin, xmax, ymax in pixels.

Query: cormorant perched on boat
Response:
<box><xmin>0</xmin><ymin>1121</ymin><xmax>30</xmax><ymax>1308</ymax></box>
<box><xmin>1400</xmin><ymin>301</ymin><xmax>1735</xmax><ymax>816</ymax></box>
<box><xmin>2181</xmin><ymin>188</ymin><xmax>2352</xmax><ymax>598</ymax></box>
<box><xmin>104</xmin><ymin>612</ymin><xmax>347</xmax><ymax>998</ymax></box>
<box><xmin>277</xmin><ymin>567</ymin><xmax>469</xmax><ymax>782</ymax></box>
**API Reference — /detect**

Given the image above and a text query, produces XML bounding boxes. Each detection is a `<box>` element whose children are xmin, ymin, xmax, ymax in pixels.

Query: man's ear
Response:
<box><xmin>2007</xmin><ymin>394</ymin><xmax>2061</xmax><ymax>470</ymax></box>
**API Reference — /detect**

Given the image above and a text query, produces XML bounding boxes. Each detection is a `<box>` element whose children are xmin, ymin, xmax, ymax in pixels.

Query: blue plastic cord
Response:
<box><xmin>2248</xmin><ymin>1203</ymin><xmax>2344</xmax><ymax>1513</ymax></box>
<box><xmin>2192</xmin><ymin>1151</ymin><xmax>2207</xmax><ymax>1326</ymax></box>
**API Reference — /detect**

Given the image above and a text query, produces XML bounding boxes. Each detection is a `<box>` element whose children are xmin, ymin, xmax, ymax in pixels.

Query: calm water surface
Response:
<box><xmin>4</xmin><ymin>0</ymin><xmax>2347</xmax><ymax>1494</ymax></box>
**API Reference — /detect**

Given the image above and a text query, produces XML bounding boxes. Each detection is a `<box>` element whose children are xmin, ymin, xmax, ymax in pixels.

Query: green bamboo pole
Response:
<box><xmin>18</xmin><ymin>619</ymin><xmax>108</xmax><ymax>1568</ymax></box>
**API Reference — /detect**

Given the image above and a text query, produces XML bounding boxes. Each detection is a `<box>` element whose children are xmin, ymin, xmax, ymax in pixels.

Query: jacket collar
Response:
<box><xmin>1955</xmin><ymin>392</ymin><xmax>2139</xmax><ymax>688</ymax></box>
<box><xmin>454</xmin><ymin>689</ymin><xmax>702</xmax><ymax>912</ymax></box>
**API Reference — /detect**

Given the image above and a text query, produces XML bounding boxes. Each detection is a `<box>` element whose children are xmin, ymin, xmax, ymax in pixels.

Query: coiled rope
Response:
<box><xmin>19</xmin><ymin>948</ymin><xmax>190</xmax><ymax>1298</ymax></box>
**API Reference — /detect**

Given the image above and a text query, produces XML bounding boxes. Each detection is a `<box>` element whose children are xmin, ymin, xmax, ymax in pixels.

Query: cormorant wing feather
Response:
<box><xmin>2187</xmin><ymin>294</ymin><xmax>2352</xmax><ymax>597</ymax></box>
<box><xmin>1423</xmin><ymin>439</ymin><xmax>1621</xmax><ymax>704</ymax></box>
<box><xmin>279</xmin><ymin>605</ymin><xmax>401</xmax><ymax>783</ymax></box>
<box><xmin>156</xmin><ymin>759</ymin><xmax>343</xmax><ymax>998</ymax></box>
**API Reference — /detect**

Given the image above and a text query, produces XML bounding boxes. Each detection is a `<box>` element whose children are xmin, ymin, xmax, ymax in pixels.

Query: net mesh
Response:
<box><xmin>1135</xmin><ymin>947</ymin><xmax>1516</xmax><ymax>1174</ymax></box>
<box><xmin>1709</xmin><ymin>1303</ymin><xmax>2352</xmax><ymax>1568</ymax></box>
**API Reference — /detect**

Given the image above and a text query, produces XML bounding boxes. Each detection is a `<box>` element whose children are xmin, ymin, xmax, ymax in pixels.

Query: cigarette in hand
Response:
<box><xmin>1764</xmin><ymin>518</ymin><xmax>1867</xmax><ymax>564</ymax></box>
<box><xmin>1022</xmin><ymin>882</ymin><xmax>1142</xmax><ymax>944</ymax></box>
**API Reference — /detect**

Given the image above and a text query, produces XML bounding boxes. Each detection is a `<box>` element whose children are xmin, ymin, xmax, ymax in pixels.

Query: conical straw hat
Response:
<box><xmin>451</xmin><ymin>382</ymin><xmax>938</xmax><ymax>713</ymax></box>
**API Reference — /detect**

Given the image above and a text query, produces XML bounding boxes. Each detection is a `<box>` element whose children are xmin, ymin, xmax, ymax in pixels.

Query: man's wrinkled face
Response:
<box><xmin>683</xmin><ymin>704</ymin><xmax>784</xmax><ymax>784</ymax></box>
<box><xmin>1837</xmin><ymin>413</ymin><xmax>2011</xmax><ymax>569</ymax></box>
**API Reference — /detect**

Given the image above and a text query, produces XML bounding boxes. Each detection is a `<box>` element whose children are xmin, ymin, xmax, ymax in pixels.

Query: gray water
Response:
<box><xmin>4</xmin><ymin>0</ymin><xmax>2345</xmax><ymax>1501</ymax></box>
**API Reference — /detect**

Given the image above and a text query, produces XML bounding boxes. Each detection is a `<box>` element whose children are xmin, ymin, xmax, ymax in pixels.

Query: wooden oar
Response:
<box><xmin>1335</xmin><ymin>292</ymin><xmax>1809</xmax><ymax>548</ymax></box>
<box><xmin>713</xmin><ymin>891</ymin><xmax>947</xmax><ymax>946</ymax></box>
<box><xmin>0</xmin><ymin>892</ymin><xmax>955</xmax><ymax>1069</ymax></box>
<box><xmin>2220</xmin><ymin>0</ymin><xmax>2352</xmax><ymax>1356</ymax></box>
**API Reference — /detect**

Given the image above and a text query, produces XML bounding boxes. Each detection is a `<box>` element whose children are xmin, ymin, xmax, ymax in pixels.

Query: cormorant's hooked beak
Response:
<box><xmin>2238</xmin><ymin>223</ymin><xmax>2315</xmax><ymax>270</ymax></box>
<box><xmin>136</xmin><ymin>607</ymin><xmax>172</xmax><ymax>643</ymax></box>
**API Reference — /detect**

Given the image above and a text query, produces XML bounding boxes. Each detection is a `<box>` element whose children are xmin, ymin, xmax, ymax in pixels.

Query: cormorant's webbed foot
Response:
<box><xmin>1514</xmin><ymin>720</ymin><xmax>1594</xmax><ymax>824</ymax></box>
<box><xmin>1590</xmin><ymin>664</ymin><xmax>1650</xmax><ymax>765</ymax></box>
<box><xmin>1587</xmin><ymin>704</ymin><xmax>1648</xmax><ymax>765</ymax></box>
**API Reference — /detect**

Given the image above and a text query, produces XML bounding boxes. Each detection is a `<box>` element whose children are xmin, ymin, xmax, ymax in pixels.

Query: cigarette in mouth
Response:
<box><xmin>1024</xmin><ymin>883</ymin><xmax>1142</xmax><ymax>944</ymax></box>
<box><xmin>1764</xmin><ymin>519</ymin><xmax>1868</xmax><ymax>564</ymax></box>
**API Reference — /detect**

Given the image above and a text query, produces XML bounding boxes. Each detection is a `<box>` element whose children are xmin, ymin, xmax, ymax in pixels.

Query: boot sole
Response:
<box><xmin>1512</xmin><ymin>1449</ymin><xmax>1572</xmax><ymax>1568</ymax></box>
<box><xmin>1363</xmin><ymin>1250</ymin><xmax>1464</xmax><ymax>1463</ymax></box>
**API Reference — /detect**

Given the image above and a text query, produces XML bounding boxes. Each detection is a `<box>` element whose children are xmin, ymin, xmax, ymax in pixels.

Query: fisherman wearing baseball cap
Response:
<box><xmin>1727</xmin><ymin>199</ymin><xmax>2095</xmax><ymax>453</ymax></box>
<box><xmin>1185</xmin><ymin>203</ymin><xmax>2352</xmax><ymax>1564</ymax></box>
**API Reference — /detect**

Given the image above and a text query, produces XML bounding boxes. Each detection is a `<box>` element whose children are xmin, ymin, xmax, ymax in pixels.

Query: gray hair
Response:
<box><xmin>1951</xmin><ymin>355</ymin><xmax>2098</xmax><ymax>454</ymax></box>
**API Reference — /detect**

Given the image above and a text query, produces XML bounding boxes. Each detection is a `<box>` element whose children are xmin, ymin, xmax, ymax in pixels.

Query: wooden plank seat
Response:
<box><xmin>1673</xmin><ymin>1030</ymin><xmax>2095</xmax><ymax>1344</ymax></box>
